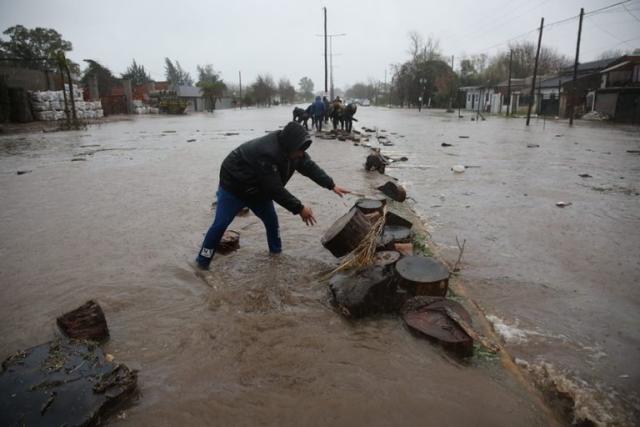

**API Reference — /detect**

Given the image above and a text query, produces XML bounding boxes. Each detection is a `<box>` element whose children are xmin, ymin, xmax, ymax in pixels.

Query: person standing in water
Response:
<box><xmin>195</xmin><ymin>121</ymin><xmax>350</xmax><ymax>270</ymax></box>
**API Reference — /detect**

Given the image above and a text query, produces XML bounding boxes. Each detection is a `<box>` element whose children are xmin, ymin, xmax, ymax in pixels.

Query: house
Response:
<box><xmin>595</xmin><ymin>55</ymin><xmax>640</xmax><ymax>123</ymax></box>
<box><xmin>175</xmin><ymin>85</ymin><xmax>205</xmax><ymax>112</ymax></box>
<box><xmin>460</xmin><ymin>86</ymin><xmax>497</xmax><ymax>112</ymax></box>
<box><xmin>495</xmin><ymin>78</ymin><xmax>528</xmax><ymax>114</ymax></box>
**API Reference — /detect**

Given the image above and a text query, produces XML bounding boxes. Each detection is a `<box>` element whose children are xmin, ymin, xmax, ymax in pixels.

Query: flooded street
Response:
<box><xmin>1</xmin><ymin>106</ymin><xmax>638</xmax><ymax>425</ymax></box>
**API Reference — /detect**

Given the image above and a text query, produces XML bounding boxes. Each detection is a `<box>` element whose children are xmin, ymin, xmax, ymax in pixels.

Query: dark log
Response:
<box><xmin>374</xmin><ymin>250</ymin><xmax>401</xmax><ymax>270</ymax></box>
<box><xmin>402</xmin><ymin>296</ymin><xmax>474</xmax><ymax>357</ymax></box>
<box><xmin>56</xmin><ymin>300</ymin><xmax>109</xmax><ymax>342</ymax></box>
<box><xmin>365</xmin><ymin>154</ymin><xmax>386</xmax><ymax>174</ymax></box>
<box><xmin>378</xmin><ymin>181</ymin><xmax>407</xmax><ymax>202</ymax></box>
<box><xmin>383</xmin><ymin>225</ymin><xmax>412</xmax><ymax>243</ymax></box>
<box><xmin>217</xmin><ymin>230</ymin><xmax>240</xmax><ymax>254</ymax></box>
<box><xmin>321</xmin><ymin>209</ymin><xmax>371</xmax><ymax>257</ymax></box>
<box><xmin>385</xmin><ymin>211</ymin><xmax>413</xmax><ymax>228</ymax></box>
<box><xmin>0</xmin><ymin>339</ymin><xmax>138</xmax><ymax>426</ymax></box>
<box><xmin>394</xmin><ymin>256</ymin><xmax>450</xmax><ymax>297</ymax></box>
<box><xmin>355</xmin><ymin>198</ymin><xmax>384</xmax><ymax>215</ymax></box>
<box><xmin>329</xmin><ymin>266</ymin><xmax>396</xmax><ymax>318</ymax></box>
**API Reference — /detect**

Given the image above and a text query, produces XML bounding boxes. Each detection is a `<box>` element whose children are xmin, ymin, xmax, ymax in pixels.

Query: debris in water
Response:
<box><xmin>71</xmin><ymin>158</ymin><xmax>86</xmax><ymax>162</ymax></box>
<box><xmin>56</xmin><ymin>300</ymin><xmax>109</xmax><ymax>342</ymax></box>
<box><xmin>452</xmin><ymin>165</ymin><xmax>465</xmax><ymax>173</ymax></box>
<box><xmin>16</xmin><ymin>170</ymin><xmax>32</xmax><ymax>175</ymax></box>
<box><xmin>377</xmin><ymin>181</ymin><xmax>407</xmax><ymax>202</ymax></box>
<box><xmin>441</xmin><ymin>142</ymin><xmax>453</xmax><ymax>147</ymax></box>
<box><xmin>0</xmin><ymin>339</ymin><xmax>138</xmax><ymax>426</ymax></box>
<box><xmin>626</xmin><ymin>150</ymin><xmax>640</xmax><ymax>154</ymax></box>
<box><xmin>527</xmin><ymin>144</ymin><xmax>540</xmax><ymax>148</ymax></box>
<box><xmin>578</xmin><ymin>174</ymin><xmax>592</xmax><ymax>178</ymax></box>
<box><xmin>556</xmin><ymin>201</ymin><xmax>572</xmax><ymax>208</ymax></box>
<box><xmin>162</xmin><ymin>130</ymin><xmax>176</xmax><ymax>133</ymax></box>
<box><xmin>395</xmin><ymin>256</ymin><xmax>450</xmax><ymax>297</ymax></box>
<box><xmin>224</xmin><ymin>132</ymin><xmax>239</xmax><ymax>136</ymax></box>
<box><xmin>458</xmin><ymin>136</ymin><xmax>469</xmax><ymax>138</ymax></box>
<box><xmin>321</xmin><ymin>209</ymin><xmax>371</xmax><ymax>258</ymax></box>
<box><xmin>329</xmin><ymin>266</ymin><xmax>398</xmax><ymax>318</ymax></box>
<box><xmin>187</xmin><ymin>139</ymin><xmax>196</xmax><ymax>142</ymax></box>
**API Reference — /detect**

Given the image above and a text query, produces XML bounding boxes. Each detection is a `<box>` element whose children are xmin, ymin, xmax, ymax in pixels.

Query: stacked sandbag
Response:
<box><xmin>133</xmin><ymin>99</ymin><xmax>159</xmax><ymax>114</ymax></box>
<box><xmin>28</xmin><ymin>85</ymin><xmax>104</xmax><ymax>121</ymax></box>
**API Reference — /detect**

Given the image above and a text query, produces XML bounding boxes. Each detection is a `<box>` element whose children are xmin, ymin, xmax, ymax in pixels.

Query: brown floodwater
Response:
<box><xmin>0</xmin><ymin>106</ymin><xmax>634</xmax><ymax>426</ymax></box>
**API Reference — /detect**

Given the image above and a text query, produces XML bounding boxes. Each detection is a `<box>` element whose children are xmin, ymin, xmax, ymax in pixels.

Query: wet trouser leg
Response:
<box><xmin>196</xmin><ymin>187</ymin><xmax>245</xmax><ymax>268</ymax></box>
<box><xmin>248</xmin><ymin>200</ymin><xmax>282</xmax><ymax>253</ymax></box>
<box><xmin>315</xmin><ymin>115</ymin><xmax>323</xmax><ymax>131</ymax></box>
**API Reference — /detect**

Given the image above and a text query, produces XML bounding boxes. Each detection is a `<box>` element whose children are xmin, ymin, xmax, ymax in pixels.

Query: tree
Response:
<box><xmin>82</xmin><ymin>59</ymin><xmax>117</xmax><ymax>97</ymax></box>
<box><xmin>196</xmin><ymin>64</ymin><xmax>226</xmax><ymax>111</ymax></box>
<box><xmin>121</xmin><ymin>59</ymin><xmax>151</xmax><ymax>86</ymax></box>
<box><xmin>597</xmin><ymin>49</ymin><xmax>627</xmax><ymax>60</ymax></box>
<box><xmin>298</xmin><ymin>77</ymin><xmax>314</xmax><ymax>101</ymax></box>
<box><xmin>252</xmin><ymin>74</ymin><xmax>276</xmax><ymax>106</ymax></box>
<box><xmin>164</xmin><ymin>58</ymin><xmax>193</xmax><ymax>86</ymax></box>
<box><xmin>278</xmin><ymin>78</ymin><xmax>296</xmax><ymax>104</ymax></box>
<box><xmin>0</xmin><ymin>25</ymin><xmax>78</xmax><ymax>71</ymax></box>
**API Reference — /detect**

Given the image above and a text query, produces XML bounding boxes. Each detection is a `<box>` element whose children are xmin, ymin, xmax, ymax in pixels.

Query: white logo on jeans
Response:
<box><xmin>200</xmin><ymin>248</ymin><xmax>213</xmax><ymax>258</ymax></box>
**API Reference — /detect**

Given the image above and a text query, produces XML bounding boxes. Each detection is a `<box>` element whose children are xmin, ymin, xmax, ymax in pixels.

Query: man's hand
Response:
<box><xmin>332</xmin><ymin>185</ymin><xmax>351</xmax><ymax>198</ymax></box>
<box><xmin>300</xmin><ymin>206</ymin><xmax>317</xmax><ymax>226</ymax></box>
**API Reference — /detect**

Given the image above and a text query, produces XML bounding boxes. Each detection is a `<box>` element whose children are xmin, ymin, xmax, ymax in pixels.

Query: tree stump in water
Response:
<box><xmin>394</xmin><ymin>256</ymin><xmax>450</xmax><ymax>296</ymax></box>
<box><xmin>56</xmin><ymin>300</ymin><xmax>109</xmax><ymax>342</ymax></box>
<box><xmin>402</xmin><ymin>296</ymin><xmax>474</xmax><ymax>357</ymax></box>
<box><xmin>374</xmin><ymin>250</ymin><xmax>401</xmax><ymax>271</ymax></box>
<box><xmin>385</xmin><ymin>211</ymin><xmax>413</xmax><ymax>228</ymax></box>
<box><xmin>217</xmin><ymin>230</ymin><xmax>240</xmax><ymax>254</ymax></box>
<box><xmin>383</xmin><ymin>225</ymin><xmax>412</xmax><ymax>243</ymax></box>
<box><xmin>321</xmin><ymin>209</ymin><xmax>371</xmax><ymax>257</ymax></box>
<box><xmin>365</xmin><ymin>153</ymin><xmax>386</xmax><ymax>174</ymax></box>
<box><xmin>355</xmin><ymin>198</ymin><xmax>385</xmax><ymax>215</ymax></box>
<box><xmin>329</xmin><ymin>266</ymin><xmax>396</xmax><ymax>318</ymax></box>
<box><xmin>378</xmin><ymin>181</ymin><xmax>406</xmax><ymax>202</ymax></box>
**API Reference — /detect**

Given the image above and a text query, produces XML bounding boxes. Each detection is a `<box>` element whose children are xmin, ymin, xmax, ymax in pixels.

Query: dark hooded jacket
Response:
<box><xmin>219</xmin><ymin>122</ymin><xmax>335</xmax><ymax>214</ymax></box>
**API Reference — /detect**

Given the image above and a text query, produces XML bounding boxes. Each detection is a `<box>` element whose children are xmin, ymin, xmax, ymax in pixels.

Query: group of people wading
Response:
<box><xmin>292</xmin><ymin>96</ymin><xmax>358</xmax><ymax>133</ymax></box>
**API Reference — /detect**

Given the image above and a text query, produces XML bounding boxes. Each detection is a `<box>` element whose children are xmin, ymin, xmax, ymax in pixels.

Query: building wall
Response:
<box><xmin>0</xmin><ymin>65</ymin><xmax>57</xmax><ymax>91</ymax></box>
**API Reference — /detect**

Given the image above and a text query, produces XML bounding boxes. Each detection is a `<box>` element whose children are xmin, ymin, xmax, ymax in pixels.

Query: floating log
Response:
<box><xmin>0</xmin><ymin>339</ymin><xmax>138</xmax><ymax>426</ymax></box>
<box><xmin>217</xmin><ymin>230</ymin><xmax>240</xmax><ymax>254</ymax></box>
<box><xmin>383</xmin><ymin>225</ymin><xmax>412</xmax><ymax>243</ymax></box>
<box><xmin>329</xmin><ymin>266</ymin><xmax>396</xmax><ymax>318</ymax></box>
<box><xmin>394</xmin><ymin>256</ymin><xmax>450</xmax><ymax>296</ymax></box>
<box><xmin>378</xmin><ymin>181</ymin><xmax>406</xmax><ymax>202</ymax></box>
<box><xmin>402</xmin><ymin>296</ymin><xmax>474</xmax><ymax>357</ymax></box>
<box><xmin>321</xmin><ymin>209</ymin><xmax>371</xmax><ymax>257</ymax></box>
<box><xmin>374</xmin><ymin>251</ymin><xmax>401</xmax><ymax>270</ymax></box>
<box><xmin>355</xmin><ymin>198</ymin><xmax>385</xmax><ymax>215</ymax></box>
<box><xmin>385</xmin><ymin>211</ymin><xmax>413</xmax><ymax>228</ymax></box>
<box><xmin>56</xmin><ymin>300</ymin><xmax>109</xmax><ymax>342</ymax></box>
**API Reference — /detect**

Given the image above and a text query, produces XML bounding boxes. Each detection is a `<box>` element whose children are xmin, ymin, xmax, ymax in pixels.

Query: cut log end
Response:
<box><xmin>56</xmin><ymin>300</ymin><xmax>109</xmax><ymax>342</ymax></box>
<box><xmin>395</xmin><ymin>256</ymin><xmax>450</xmax><ymax>297</ymax></box>
<box><xmin>322</xmin><ymin>209</ymin><xmax>372</xmax><ymax>257</ymax></box>
<box><xmin>378</xmin><ymin>181</ymin><xmax>407</xmax><ymax>202</ymax></box>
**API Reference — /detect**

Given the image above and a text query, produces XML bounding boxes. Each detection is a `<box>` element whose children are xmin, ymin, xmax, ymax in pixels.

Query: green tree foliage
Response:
<box><xmin>252</xmin><ymin>74</ymin><xmax>276</xmax><ymax>106</ymax></box>
<box><xmin>164</xmin><ymin>58</ymin><xmax>193</xmax><ymax>86</ymax></box>
<box><xmin>121</xmin><ymin>59</ymin><xmax>151</xmax><ymax>86</ymax></box>
<box><xmin>345</xmin><ymin>82</ymin><xmax>378</xmax><ymax>100</ymax></box>
<box><xmin>81</xmin><ymin>59</ymin><xmax>117</xmax><ymax>97</ymax></box>
<box><xmin>196</xmin><ymin>64</ymin><xmax>226</xmax><ymax>111</ymax></box>
<box><xmin>277</xmin><ymin>78</ymin><xmax>296</xmax><ymax>104</ymax></box>
<box><xmin>0</xmin><ymin>25</ymin><xmax>78</xmax><ymax>72</ymax></box>
<box><xmin>298</xmin><ymin>77</ymin><xmax>314</xmax><ymax>101</ymax></box>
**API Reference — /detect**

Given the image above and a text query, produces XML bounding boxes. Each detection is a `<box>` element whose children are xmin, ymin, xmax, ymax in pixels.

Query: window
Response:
<box><xmin>633</xmin><ymin>65</ymin><xmax>640</xmax><ymax>83</ymax></box>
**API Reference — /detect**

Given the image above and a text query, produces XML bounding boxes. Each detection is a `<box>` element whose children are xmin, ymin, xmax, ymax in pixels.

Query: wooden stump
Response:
<box><xmin>56</xmin><ymin>300</ymin><xmax>109</xmax><ymax>342</ymax></box>
<box><xmin>374</xmin><ymin>250</ymin><xmax>401</xmax><ymax>270</ymax></box>
<box><xmin>217</xmin><ymin>230</ymin><xmax>240</xmax><ymax>254</ymax></box>
<box><xmin>394</xmin><ymin>256</ymin><xmax>450</xmax><ymax>297</ymax></box>
<box><xmin>355</xmin><ymin>198</ymin><xmax>384</xmax><ymax>215</ymax></box>
<box><xmin>378</xmin><ymin>181</ymin><xmax>407</xmax><ymax>202</ymax></box>
<box><xmin>386</xmin><ymin>211</ymin><xmax>413</xmax><ymax>228</ymax></box>
<box><xmin>329</xmin><ymin>266</ymin><xmax>396</xmax><ymax>318</ymax></box>
<box><xmin>383</xmin><ymin>225</ymin><xmax>412</xmax><ymax>243</ymax></box>
<box><xmin>402</xmin><ymin>296</ymin><xmax>474</xmax><ymax>357</ymax></box>
<box><xmin>365</xmin><ymin>154</ymin><xmax>386</xmax><ymax>173</ymax></box>
<box><xmin>321</xmin><ymin>209</ymin><xmax>371</xmax><ymax>257</ymax></box>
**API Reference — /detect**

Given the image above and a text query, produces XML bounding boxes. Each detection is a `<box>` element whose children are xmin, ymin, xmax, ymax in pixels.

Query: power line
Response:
<box><xmin>622</xmin><ymin>3</ymin><xmax>640</xmax><ymax>22</ymax></box>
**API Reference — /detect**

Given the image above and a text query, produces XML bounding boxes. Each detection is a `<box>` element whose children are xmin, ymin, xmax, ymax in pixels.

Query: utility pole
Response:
<box><xmin>526</xmin><ymin>17</ymin><xmax>544</xmax><ymax>126</ymax></box>
<box><xmin>324</xmin><ymin>7</ymin><xmax>328</xmax><ymax>95</ymax></box>
<box><xmin>448</xmin><ymin>55</ymin><xmax>454</xmax><ymax>111</ymax></box>
<box><xmin>506</xmin><ymin>50</ymin><xmax>513</xmax><ymax>116</ymax></box>
<box><xmin>569</xmin><ymin>8</ymin><xmax>584</xmax><ymax>126</ymax></box>
<box><xmin>330</xmin><ymin>37</ymin><xmax>334</xmax><ymax>100</ymax></box>
<box><xmin>239</xmin><ymin>70</ymin><xmax>242</xmax><ymax>107</ymax></box>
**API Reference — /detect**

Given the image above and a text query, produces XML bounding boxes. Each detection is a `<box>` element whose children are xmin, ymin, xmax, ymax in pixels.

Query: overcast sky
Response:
<box><xmin>1</xmin><ymin>0</ymin><xmax>639</xmax><ymax>91</ymax></box>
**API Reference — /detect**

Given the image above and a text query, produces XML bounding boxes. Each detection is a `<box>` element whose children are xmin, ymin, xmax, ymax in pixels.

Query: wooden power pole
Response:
<box><xmin>506</xmin><ymin>50</ymin><xmax>513</xmax><ymax>116</ymax></box>
<box><xmin>526</xmin><ymin>17</ymin><xmax>544</xmax><ymax>126</ymax></box>
<box><xmin>324</xmin><ymin>7</ymin><xmax>328</xmax><ymax>94</ymax></box>
<box><xmin>569</xmin><ymin>8</ymin><xmax>584</xmax><ymax>126</ymax></box>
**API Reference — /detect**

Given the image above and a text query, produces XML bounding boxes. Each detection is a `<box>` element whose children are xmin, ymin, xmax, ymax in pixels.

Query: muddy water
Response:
<box><xmin>0</xmin><ymin>109</ymin><xmax>556</xmax><ymax>426</ymax></box>
<box><xmin>354</xmin><ymin>108</ymin><xmax>640</xmax><ymax>424</ymax></box>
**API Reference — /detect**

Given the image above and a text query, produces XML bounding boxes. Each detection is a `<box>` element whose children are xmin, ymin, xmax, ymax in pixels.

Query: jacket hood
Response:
<box><xmin>279</xmin><ymin>121</ymin><xmax>312</xmax><ymax>153</ymax></box>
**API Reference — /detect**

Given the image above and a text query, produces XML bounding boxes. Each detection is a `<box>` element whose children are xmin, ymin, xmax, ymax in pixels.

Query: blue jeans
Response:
<box><xmin>196</xmin><ymin>187</ymin><xmax>281</xmax><ymax>268</ymax></box>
